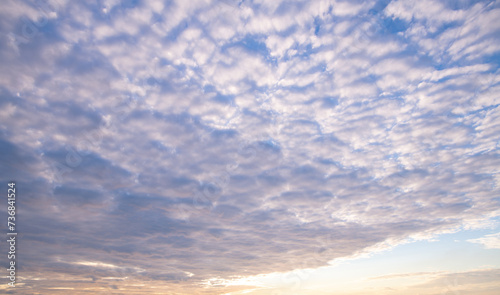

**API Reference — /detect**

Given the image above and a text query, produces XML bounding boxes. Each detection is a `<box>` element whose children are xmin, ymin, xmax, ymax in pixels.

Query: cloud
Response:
<box><xmin>0</xmin><ymin>0</ymin><xmax>499</xmax><ymax>293</ymax></box>
<box><xmin>468</xmin><ymin>233</ymin><xmax>500</xmax><ymax>249</ymax></box>
<box><xmin>359</xmin><ymin>269</ymin><xmax>500</xmax><ymax>295</ymax></box>
<box><xmin>409</xmin><ymin>268</ymin><xmax>500</xmax><ymax>295</ymax></box>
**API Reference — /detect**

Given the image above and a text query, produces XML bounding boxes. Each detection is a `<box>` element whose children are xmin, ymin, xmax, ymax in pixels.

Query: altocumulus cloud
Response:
<box><xmin>0</xmin><ymin>0</ymin><xmax>499</xmax><ymax>294</ymax></box>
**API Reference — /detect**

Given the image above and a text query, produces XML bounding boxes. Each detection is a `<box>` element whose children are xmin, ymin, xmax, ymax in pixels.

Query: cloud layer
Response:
<box><xmin>1</xmin><ymin>0</ymin><xmax>499</xmax><ymax>293</ymax></box>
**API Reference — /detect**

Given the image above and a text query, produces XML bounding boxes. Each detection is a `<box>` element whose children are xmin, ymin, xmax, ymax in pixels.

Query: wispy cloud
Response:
<box><xmin>468</xmin><ymin>232</ymin><xmax>500</xmax><ymax>249</ymax></box>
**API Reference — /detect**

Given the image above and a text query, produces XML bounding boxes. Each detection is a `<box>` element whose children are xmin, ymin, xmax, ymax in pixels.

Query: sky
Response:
<box><xmin>0</xmin><ymin>0</ymin><xmax>500</xmax><ymax>294</ymax></box>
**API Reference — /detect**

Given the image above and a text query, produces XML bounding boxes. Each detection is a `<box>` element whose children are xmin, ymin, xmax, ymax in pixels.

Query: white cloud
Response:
<box><xmin>468</xmin><ymin>233</ymin><xmax>500</xmax><ymax>249</ymax></box>
<box><xmin>0</xmin><ymin>0</ymin><xmax>499</xmax><ymax>293</ymax></box>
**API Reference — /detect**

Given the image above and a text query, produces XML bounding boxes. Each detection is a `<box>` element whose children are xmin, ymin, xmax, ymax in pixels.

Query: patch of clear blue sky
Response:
<box><xmin>331</xmin><ymin>224</ymin><xmax>500</xmax><ymax>275</ymax></box>
<box><xmin>369</xmin><ymin>229</ymin><xmax>499</xmax><ymax>272</ymax></box>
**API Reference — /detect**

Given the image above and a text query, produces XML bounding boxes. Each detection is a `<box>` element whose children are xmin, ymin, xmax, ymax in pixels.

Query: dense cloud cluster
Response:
<box><xmin>0</xmin><ymin>0</ymin><xmax>499</xmax><ymax>293</ymax></box>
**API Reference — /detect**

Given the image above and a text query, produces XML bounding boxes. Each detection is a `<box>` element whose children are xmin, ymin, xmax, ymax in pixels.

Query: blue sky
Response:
<box><xmin>1</xmin><ymin>0</ymin><xmax>500</xmax><ymax>294</ymax></box>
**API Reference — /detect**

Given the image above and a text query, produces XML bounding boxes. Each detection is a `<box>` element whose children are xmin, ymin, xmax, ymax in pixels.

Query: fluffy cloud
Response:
<box><xmin>0</xmin><ymin>0</ymin><xmax>499</xmax><ymax>294</ymax></box>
